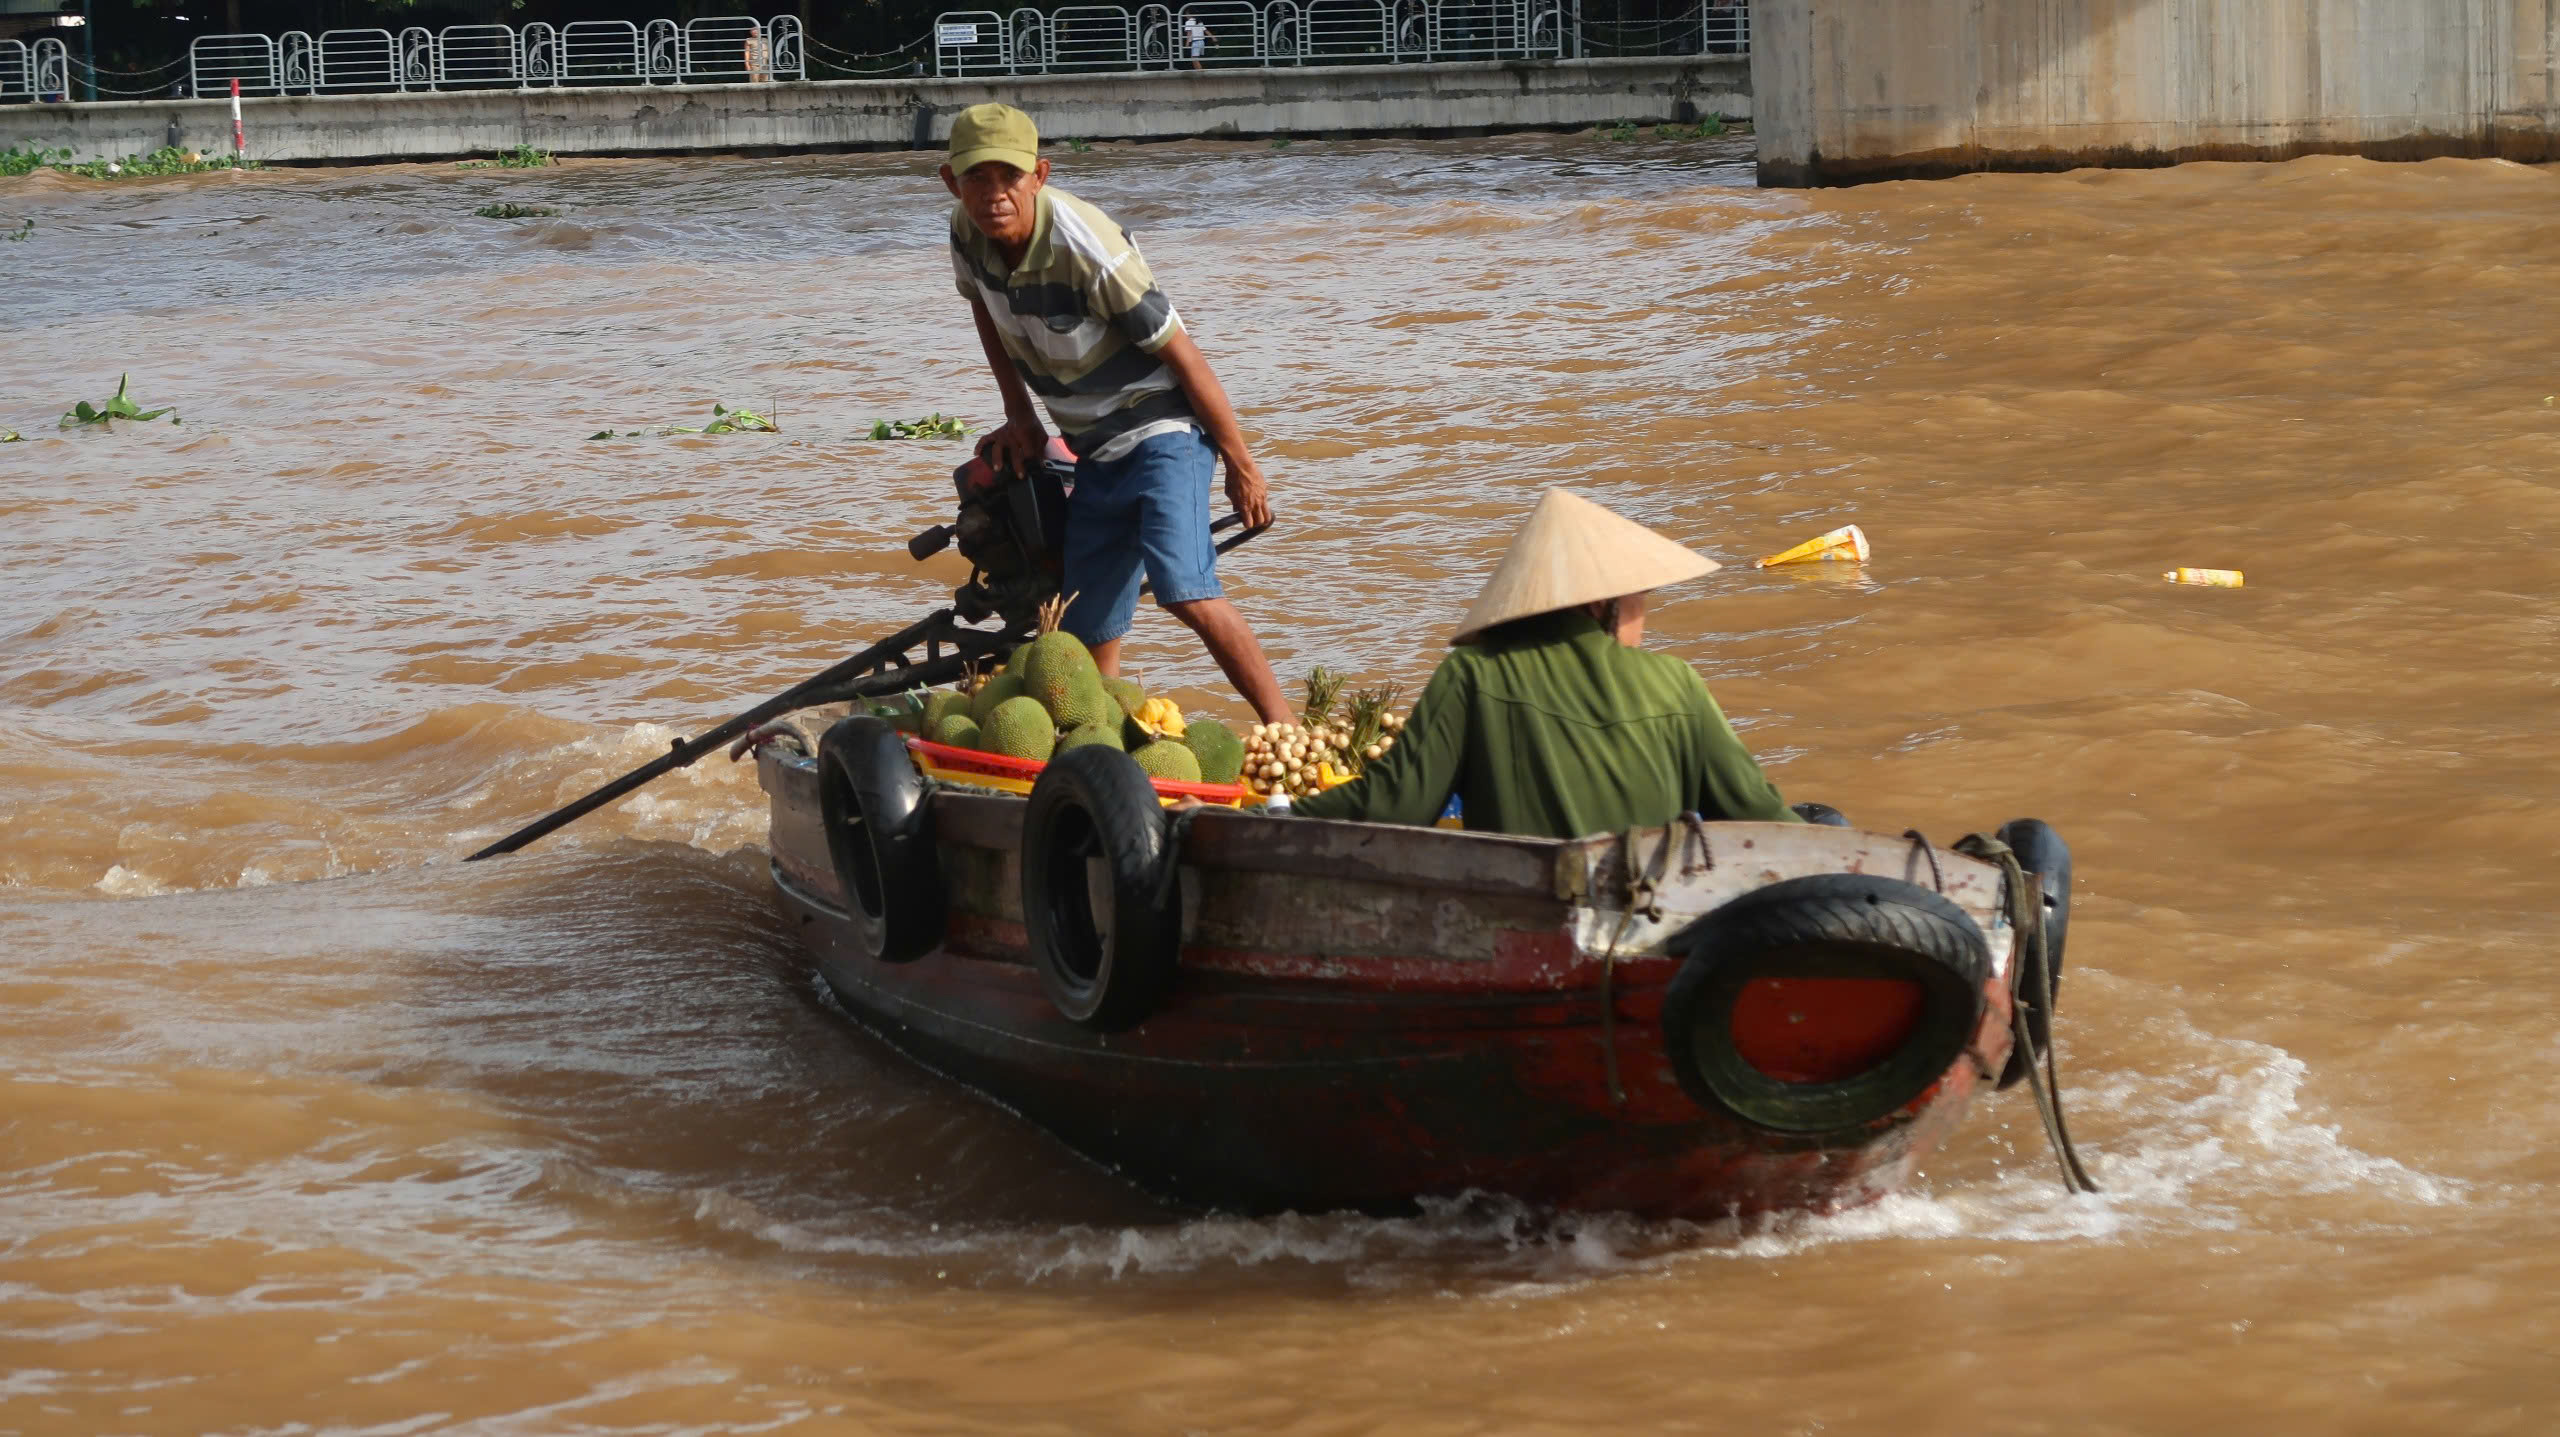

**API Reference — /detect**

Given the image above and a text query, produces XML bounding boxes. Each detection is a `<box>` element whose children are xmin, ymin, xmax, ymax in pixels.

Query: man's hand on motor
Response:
<box><xmin>1223</xmin><ymin>451</ymin><xmax>1274</xmax><ymax>530</ymax></box>
<box><xmin>986</xmin><ymin>414</ymin><xmax>1048</xmax><ymax>474</ymax></box>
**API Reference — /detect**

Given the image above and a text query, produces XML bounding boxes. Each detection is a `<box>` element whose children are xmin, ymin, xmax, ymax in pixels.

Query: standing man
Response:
<box><xmin>940</xmin><ymin>102</ymin><xmax>1291</xmax><ymax>724</ymax></box>
<box><xmin>1182</xmin><ymin>14</ymin><xmax>1214</xmax><ymax>68</ymax></box>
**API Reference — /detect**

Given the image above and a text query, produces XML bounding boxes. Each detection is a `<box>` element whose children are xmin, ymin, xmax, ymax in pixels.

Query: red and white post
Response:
<box><xmin>229</xmin><ymin>77</ymin><xmax>245</xmax><ymax>159</ymax></box>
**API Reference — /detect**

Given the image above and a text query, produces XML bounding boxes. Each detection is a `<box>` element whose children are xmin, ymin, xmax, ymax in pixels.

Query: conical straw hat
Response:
<box><xmin>1450</xmin><ymin>489</ymin><xmax>1722</xmax><ymax>643</ymax></box>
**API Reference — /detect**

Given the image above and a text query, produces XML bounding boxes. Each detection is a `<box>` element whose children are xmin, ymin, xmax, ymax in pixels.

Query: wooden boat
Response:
<box><xmin>748</xmin><ymin>717</ymin><xmax>2075</xmax><ymax>1219</ymax></box>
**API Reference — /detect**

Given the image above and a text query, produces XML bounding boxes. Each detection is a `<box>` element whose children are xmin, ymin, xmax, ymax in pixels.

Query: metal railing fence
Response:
<box><xmin>181</xmin><ymin>14</ymin><xmax>802</xmax><ymax>97</ymax></box>
<box><xmin>926</xmin><ymin>0</ymin><xmax>1718</xmax><ymax>74</ymax></box>
<box><xmin>0</xmin><ymin>39</ymin><xmax>27</xmax><ymax>102</ymax></box>
<box><xmin>143</xmin><ymin>4</ymin><xmax>1720</xmax><ymax>101</ymax></box>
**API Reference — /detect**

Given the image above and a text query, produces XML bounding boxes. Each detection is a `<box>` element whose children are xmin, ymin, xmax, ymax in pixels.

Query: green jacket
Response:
<box><xmin>1293</xmin><ymin>612</ymin><xmax>1801</xmax><ymax>839</ymax></box>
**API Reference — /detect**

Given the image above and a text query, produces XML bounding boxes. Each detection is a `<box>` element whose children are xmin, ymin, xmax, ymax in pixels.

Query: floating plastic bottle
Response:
<box><xmin>2162</xmin><ymin>567</ymin><xmax>2245</xmax><ymax>588</ymax></box>
<box><xmin>1755</xmin><ymin>523</ymin><xmax>1870</xmax><ymax>569</ymax></box>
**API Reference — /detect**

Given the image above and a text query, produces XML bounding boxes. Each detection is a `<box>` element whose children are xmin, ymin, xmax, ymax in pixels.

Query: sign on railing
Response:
<box><xmin>936</xmin><ymin>12</ymin><xmax>1008</xmax><ymax>74</ymax></box>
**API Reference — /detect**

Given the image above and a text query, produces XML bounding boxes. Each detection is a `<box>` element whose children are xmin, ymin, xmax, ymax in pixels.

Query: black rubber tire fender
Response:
<box><xmin>816</xmin><ymin>715</ymin><xmax>945</xmax><ymax>963</ymax></box>
<box><xmin>1994</xmin><ymin>817</ymin><xmax>2072</xmax><ymax>1090</ymax></box>
<box><xmin>1021</xmin><ymin>744</ymin><xmax>1183</xmax><ymax>1032</ymax></box>
<box><xmin>1662</xmin><ymin>873</ymin><xmax>1992</xmax><ymax>1136</ymax></box>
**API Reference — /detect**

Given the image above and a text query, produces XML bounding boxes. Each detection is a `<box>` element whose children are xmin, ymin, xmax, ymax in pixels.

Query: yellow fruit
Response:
<box><xmin>1131</xmin><ymin>697</ymin><xmax>1187</xmax><ymax>739</ymax></box>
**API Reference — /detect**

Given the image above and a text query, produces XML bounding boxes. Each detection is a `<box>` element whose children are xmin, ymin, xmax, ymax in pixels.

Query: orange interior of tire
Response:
<box><xmin>1728</xmin><ymin>977</ymin><xmax>1926</xmax><ymax>1083</ymax></box>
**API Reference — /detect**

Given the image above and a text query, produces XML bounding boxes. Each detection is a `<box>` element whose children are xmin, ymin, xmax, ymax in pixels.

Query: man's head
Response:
<box><xmin>940</xmin><ymin>104</ymin><xmax>1051</xmax><ymax>252</ymax></box>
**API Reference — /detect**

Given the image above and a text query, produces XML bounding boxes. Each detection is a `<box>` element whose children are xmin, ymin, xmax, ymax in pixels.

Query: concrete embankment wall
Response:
<box><xmin>1752</xmin><ymin>0</ymin><xmax>2560</xmax><ymax>185</ymax></box>
<box><xmin>0</xmin><ymin>57</ymin><xmax>1748</xmax><ymax>165</ymax></box>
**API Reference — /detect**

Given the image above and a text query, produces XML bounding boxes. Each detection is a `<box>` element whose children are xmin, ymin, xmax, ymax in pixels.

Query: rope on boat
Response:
<box><xmin>1597</xmin><ymin>820</ymin><xmax>1693</xmax><ymax>1106</ymax></box>
<box><xmin>1955</xmin><ymin>831</ymin><xmax>2102</xmax><ymax>1196</ymax></box>
<box><xmin>1902</xmin><ymin>829</ymin><xmax>1946</xmax><ymax>892</ymax></box>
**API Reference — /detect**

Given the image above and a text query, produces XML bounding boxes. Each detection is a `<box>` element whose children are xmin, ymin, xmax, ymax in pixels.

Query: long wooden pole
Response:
<box><xmin>464</xmin><ymin>609</ymin><xmax>990</xmax><ymax>862</ymax></box>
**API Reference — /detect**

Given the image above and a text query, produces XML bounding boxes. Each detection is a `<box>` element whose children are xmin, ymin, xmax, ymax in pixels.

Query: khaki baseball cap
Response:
<box><xmin>947</xmin><ymin>103</ymin><xmax>1040</xmax><ymax>175</ymax></box>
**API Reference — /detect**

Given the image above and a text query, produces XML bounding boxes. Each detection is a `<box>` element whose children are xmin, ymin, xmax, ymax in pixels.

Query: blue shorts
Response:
<box><xmin>1060</xmin><ymin>427</ymin><xmax>1224</xmax><ymax>645</ymax></box>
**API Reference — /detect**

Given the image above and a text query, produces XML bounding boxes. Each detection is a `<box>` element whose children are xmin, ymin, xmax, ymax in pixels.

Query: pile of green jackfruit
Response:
<box><xmin>871</xmin><ymin>611</ymin><xmax>1245</xmax><ymax>787</ymax></box>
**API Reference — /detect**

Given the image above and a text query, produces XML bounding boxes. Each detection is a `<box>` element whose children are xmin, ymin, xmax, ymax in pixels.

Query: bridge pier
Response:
<box><xmin>1750</xmin><ymin>0</ymin><xmax>2560</xmax><ymax>186</ymax></box>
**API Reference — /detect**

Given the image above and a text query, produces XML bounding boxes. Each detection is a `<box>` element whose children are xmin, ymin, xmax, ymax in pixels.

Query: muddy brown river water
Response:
<box><xmin>4</xmin><ymin>135</ymin><xmax>2558</xmax><ymax>1433</ymax></box>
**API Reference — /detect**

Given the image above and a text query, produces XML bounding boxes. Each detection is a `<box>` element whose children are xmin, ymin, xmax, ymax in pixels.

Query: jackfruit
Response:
<box><xmin>969</xmin><ymin>672</ymin><xmax>1025</xmax><ymax>726</ymax></box>
<box><xmin>922</xmin><ymin>690</ymin><xmax>972</xmax><ymax>735</ymax></box>
<box><xmin>1182</xmin><ymin>719</ymin><xmax>1245</xmax><ymax>785</ymax></box>
<box><xmin>1058</xmin><ymin>722</ymin><xmax>1125</xmax><ymax>754</ymax></box>
<box><xmin>930</xmin><ymin>712</ymin><xmax>981</xmax><ymax>749</ymax></box>
<box><xmin>1130</xmin><ymin>739</ymin><xmax>1202</xmax><ymax>784</ymax></box>
<box><xmin>1103</xmin><ymin>675</ymin><xmax>1147</xmax><ymax>718</ymax></box>
<box><xmin>1019</xmin><ymin>627</ymin><xmax>1103</xmax><ymax>713</ymax></box>
<box><xmin>981</xmin><ymin>695</ymin><xmax>1058</xmax><ymax>762</ymax></box>
<box><xmin>1132</xmin><ymin>696</ymin><xmax>1187</xmax><ymax>739</ymax></box>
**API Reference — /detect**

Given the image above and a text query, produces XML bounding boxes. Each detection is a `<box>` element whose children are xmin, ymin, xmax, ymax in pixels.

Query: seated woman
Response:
<box><xmin>1292</xmin><ymin>489</ymin><xmax>1801</xmax><ymax>839</ymax></box>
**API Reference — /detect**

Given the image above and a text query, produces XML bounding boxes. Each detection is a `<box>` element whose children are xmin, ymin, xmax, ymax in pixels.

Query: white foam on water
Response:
<box><xmin>91</xmin><ymin>864</ymin><xmax>168</xmax><ymax>898</ymax></box>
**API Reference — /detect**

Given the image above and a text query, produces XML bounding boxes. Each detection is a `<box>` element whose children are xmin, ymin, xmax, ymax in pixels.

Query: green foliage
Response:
<box><xmin>1269</xmin><ymin>137</ymin><xmax>1292</xmax><ymax>150</ymax></box>
<box><xmin>1602</xmin><ymin>122</ymin><xmax>1638</xmax><ymax>142</ymax></box>
<box><xmin>35</xmin><ymin>147</ymin><xmax>258</xmax><ymax>180</ymax></box>
<box><xmin>5</xmin><ymin>218</ymin><xmax>30</xmax><ymax>243</ymax></box>
<box><xmin>60</xmin><ymin>374</ymin><xmax>176</xmax><ymax>430</ymax></box>
<box><xmin>674</xmin><ymin>403</ymin><xmax>775</xmax><ymax>435</ymax></box>
<box><xmin>0</xmin><ymin>430</ymin><xmax>21</xmax><ymax>443</ymax></box>
<box><xmin>1063</xmin><ymin>138</ymin><xmax>1092</xmax><ymax>153</ymax></box>
<box><xmin>1653</xmin><ymin>115</ymin><xmax>1728</xmax><ymax>139</ymax></box>
<box><xmin>862</xmin><ymin>413</ymin><xmax>971</xmax><ymax>441</ymax></box>
<box><xmin>588</xmin><ymin>403</ymin><xmax>778</xmax><ymax>440</ymax></box>
<box><xmin>473</xmin><ymin>202</ymin><xmax>558</xmax><ymax>219</ymax></box>
<box><xmin>495</xmin><ymin>144</ymin><xmax>554</xmax><ymax>168</ymax></box>
<box><xmin>454</xmin><ymin>160</ymin><xmax>492</xmax><ymax>169</ymax></box>
<box><xmin>1</xmin><ymin>147</ymin><xmax>70</xmax><ymax>177</ymax></box>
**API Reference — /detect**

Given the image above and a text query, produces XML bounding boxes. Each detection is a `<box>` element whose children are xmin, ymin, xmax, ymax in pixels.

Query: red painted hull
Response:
<box><xmin>758</xmin><ymin>748</ymin><xmax>2017</xmax><ymax>1218</ymax></box>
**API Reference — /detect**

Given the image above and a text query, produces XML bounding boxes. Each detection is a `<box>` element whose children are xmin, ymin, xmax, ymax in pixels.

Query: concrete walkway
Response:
<box><xmin>0</xmin><ymin>57</ymin><xmax>1749</xmax><ymax>166</ymax></box>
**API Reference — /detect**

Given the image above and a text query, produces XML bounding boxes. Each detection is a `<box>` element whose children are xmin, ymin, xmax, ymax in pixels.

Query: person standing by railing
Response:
<box><xmin>743</xmin><ymin>21</ymin><xmax>772</xmax><ymax>82</ymax></box>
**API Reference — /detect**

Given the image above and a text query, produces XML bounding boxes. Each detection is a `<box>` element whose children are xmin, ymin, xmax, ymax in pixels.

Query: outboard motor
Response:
<box><xmin>907</xmin><ymin>435</ymin><xmax>1076</xmax><ymax>631</ymax></box>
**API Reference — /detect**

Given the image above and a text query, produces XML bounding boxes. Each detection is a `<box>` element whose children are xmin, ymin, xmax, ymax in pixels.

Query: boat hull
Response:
<box><xmin>759</xmin><ymin>746</ymin><xmax>2017</xmax><ymax>1218</ymax></box>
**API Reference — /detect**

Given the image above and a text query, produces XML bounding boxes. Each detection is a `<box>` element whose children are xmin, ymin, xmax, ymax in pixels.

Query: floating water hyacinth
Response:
<box><xmin>587</xmin><ymin>403</ymin><xmax>778</xmax><ymax>441</ymax></box>
<box><xmin>862</xmin><ymin>413</ymin><xmax>972</xmax><ymax>441</ymax></box>
<box><xmin>60</xmin><ymin>374</ymin><xmax>176</xmax><ymax>430</ymax></box>
<box><xmin>473</xmin><ymin>202</ymin><xmax>558</xmax><ymax>220</ymax></box>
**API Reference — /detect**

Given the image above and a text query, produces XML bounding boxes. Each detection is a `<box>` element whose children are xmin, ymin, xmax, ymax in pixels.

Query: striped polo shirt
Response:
<box><xmin>949</xmin><ymin>185</ymin><xmax>1196</xmax><ymax>462</ymax></box>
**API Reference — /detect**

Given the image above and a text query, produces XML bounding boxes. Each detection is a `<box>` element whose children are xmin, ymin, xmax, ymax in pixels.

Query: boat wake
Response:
<box><xmin>537</xmin><ymin>998</ymin><xmax>2463</xmax><ymax>1295</ymax></box>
